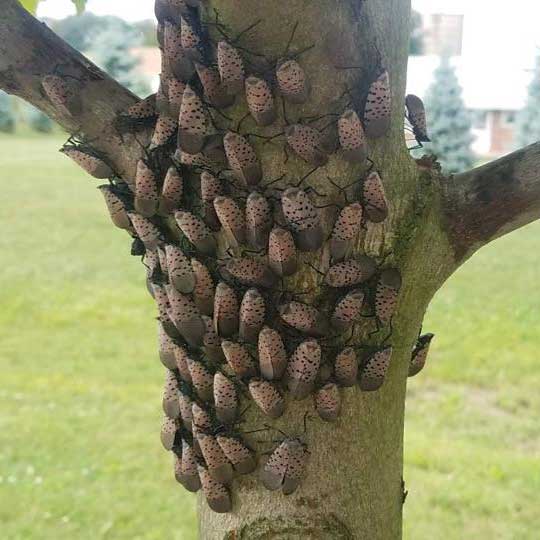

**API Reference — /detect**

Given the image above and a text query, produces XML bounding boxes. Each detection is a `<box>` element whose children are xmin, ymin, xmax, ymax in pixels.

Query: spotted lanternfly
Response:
<box><xmin>160</xmin><ymin>416</ymin><xmax>180</xmax><ymax>451</ymax></box>
<box><xmin>198</xmin><ymin>464</ymin><xmax>232</xmax><ymax>514</ymax></box>
<box><xmin>223</xmin><ymin>131</ymin><xmax>262</xmax><ymax>187</ymax></box>
<box><xmin>315</xmin><ymin>382</ymin><xmax>341</xmax><ymax>422</ymax></box>
<box><xmin>165</xmin><ymin>244</ymin><xmax>194</xmax><ymax>293</ymax></box>
<box><xmin>375</xmin><ymin>268</ymin><xmax>402</xmax><ymax>326</ymax></box>
<box><xmin>180</xmin><ymin>16</ymin><xmax>202</xmax><ymax>60</ymax></box>
<box><xmin>239</xmin><ymin>288</ymin><xmax>266</xmax><ymax>344</ymax></box>
<box><xmin>134</xmin><ymin>160</ymin><xmax>159</xmax><ymax>217</ymax></box>
<box><xmin>216</xmin><ymin>434</ymin><xmax>256</xmax><ymax>474</ymax></box>
<box><xmin>331</xmin><ymin>289</ymin><xmax>365</xmax><ymax>332</ymax></box>
<box><xmin>222</xmin><ymin>257</ymin><xmax>278</xmax><ymax>289</ymax></box>
<box><xmin>191</xmin><ymin>259</ymin><xmax>215</xmax><ymax>316</ymax></box>
<box><xmin>61</xmin><ymin>146</ymin><xmax>113</xmax><ymax>179</ymax></box>
<box><xmin>97</xmin><ymin>185</ymin><xmax>133</xmax><ymax>233</ymax></box>
<box><xmin>260</xmin><ymin>438</ymin><xmax>308</xmax><ymax>495</ymax></box>
<box><xmin>213</xmin><ymin>372</ymin><xmax>238</xmax><ymax>424</ymax></box>
<box><xmin>334</xmin><ymin>347</ymin><xmax>358</xmax><ymax>387</ymax></box>
<box><xmin>200</xmin><ymin>171</ymin><xmax>222</xmax><ymax>231</ymax></box>
<box><xmin>245</xmin><ymin>76</ymin><xmax>277</xmax><ymax>126</ymax></box>
<box><xmin>174</xmin><ymin>345</ymin><xmax>192</xmax><ymax>383</ymax></box>
<box><xmin>338</xmin><ymin>109</ymin><xmax>368</xmax><ymax>163</ymax></box>
<box><xmin>213</xmin><ymin>196</ymin><xmax>246</xmax><ymax>246</ymax></box>
<box><xmin>285</xmin><ymin>124</ymin><xmax>328</xmax><ymax>167</ymax></box>
<box><xmin>127</xmin><ymin>213</ymin><xmax>161</xmax><ymax>251</ymax></box>
<box><xmin>153</xmin><ymin>283</ymin><xmax>174</xmax><ymax>327</ymax></box>
<box><xmin>362</xmin><ymin>171</ymin><xmax>388</xmax><ymax>223</ymax></box>
<box><xmin>175</xmin><ymin>211</ymin><xmax>217</xmax><ymax>255</ymax></box>
<box><xmin>159</xmin><ymin>166</ymin><xmax>183</xmax><ymax>216</ymax></box>
<box><xmin>187</xmin><ymin>357</ymin><xmax>214</xmax><ymax>402</ymax></box>
<box><xmin>329</xmin><ymin>202</ymin><xmax>364</xmax><ymax>261</ymax></box>
<box><xmin>276</xmin><ymin>59</ymin><xmax>308</xmax><ymax>104</ymax></box>
<box><xmin>364</xmin><ymin>70</ymin><xmax>391</xmax><ymax>138</ymax></box>
<box><xmin>248</xmin><ymin>379</ymin><xmax>285</xmax><ymax>419</ymax></box>
<box><xmin>359</xmin><ymin>346</ymin><xmax>393</xmax><ymax>391</ymax></box>
<box><xmin>166</xmin><ymin>78</ymin><xmax>186</xmax><ymax>117</ymax></box>
<box><xmin>195</xmin><ymin>63</ymin><xmax>234</xmax><ymax>109</ymax></box>
<box><xmin>163</xmin><ymin>21</ymin><xmax>195</xmax><ymax>81</ymax></box>
<box><xmin>221</xmin><ymin>341</ymin><xmax>257</xmax><ymax>379</ymax></box>
<box><xmin>213</xmin><ymin>282</ymin><xmax>239</xmax><ymax>337</ymax></box>
<box><xmin>286</xmin><ymin>339</ymin><xmax>321</xmax><ymax>400</ymax></box>
<box><xmin>245</xmin><ymin>192</ymin><xmax>272</xmax><ymax>250</ymax></box>
<box><xmin>191</xmin><ymin>402</ymin><xmax>213</xmax><ymax>437</ymax></box>
<box><xmin>175</xmin><ymin>440</ymin><xmax>201</xmax><ymax>492</ymax></box>
<box><xmin>178</xmin><ymin>85</ymin><xmax>207</xmax><ymax>155</ymax></box>
<box><xmin>279</xmin><ymin>301</ymin><xmax>328</xmax><ymax>336</ymax></box>
<box><xmin>258</xmin><ymin>326</ymin><xmax>288</xmax><ymax>380</ymax></box>
<box><xmin>217</xmin><ymin>41</ymin><xmax>245</xmax><ymax>96</ymax></box>
<box><xmin>158</xmin><ymin>322</ymin><xmax>177</xmax><ymax>370</ymax></box>
<box><xmin>281</xmin><ymin>188</ymin><xmax>323</xmax><ymax>252</ymax></box>
<box><xmin>166</xmin><ymin>285</ymin><xmax>206</xmax><ymax>347</ymax></box>
<box><xmin>178</xmin><ymin>391</ymin><xmax>193</xmax><ymax>433</ymax></box>
<box><xmin>201</xmin><ymin>315</ymin><xmax>224</xmax><ymax>363</ymax></box>
<box><xmin>150</xmin><ymin>114</ymin><xmax>178</xmax><ymax>150</ymax></box>
<box><xmin>177</xmin><ymin>149</ymin><xmax>214</xmax><ymax>169</ymax></box>
<box><xmin>405</xmin><ymin>94</ymin><xmax>430</xmax><ymax>143</ymax></box>
<box><xmin>325</xmin><ymin>256</ymin><xmax>377</xmax><ymax>288</ymax></box>
<box><xmin>268</xmin><ymin>227</ymin><xmax>297</xmax><ymax>276</ymax></box>
<box><xmin>157</xmin><ymin>247</ymin><xmax>169</xmax><ymax>278</ymax></box>
<box><xmin>120</xmin><ymin>94</ymin><xmax>157</xmax><ymax>122</ymax></box>
<box><xmin>154</xmin><ymin>0</ymin><xmax>186</xmax><ymax>24</ymax></box>
<box><xmin>409</xmin><ymin>333</ymin><xmax>434</xmax><ymax>377</ymax></box>
<box><xmin>42</xmin><ymin>74</ymin><xmax>80</xmax><ymax>116</ymax></box>
<box><xmin>197</xmin><ymin>432</ymin><xmax>234</xmax><ymax>485</ymax></box>
<box><xmin>162</xmin><ymin>369</ymin><xmax>181</xmax><ymax>418</ymax></box>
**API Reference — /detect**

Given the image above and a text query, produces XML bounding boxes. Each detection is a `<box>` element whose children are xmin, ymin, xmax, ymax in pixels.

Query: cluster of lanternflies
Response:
<box><xmin>41</xmin><ymin>0</ymin><xmax>434</xmax><ymax>514</ymax></box>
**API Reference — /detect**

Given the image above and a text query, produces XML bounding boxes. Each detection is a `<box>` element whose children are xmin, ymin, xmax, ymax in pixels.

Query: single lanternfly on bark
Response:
<box><xmin>167</xmin><ymin>78</ymin><xmax>186</xmax><ymax>117</ymax></box>
<box><xmin>222</xmin><ymin>257</ymin><xmax>278</xmax><ymax>289</ymax></box>
<box><xmin>174</xmin><ymin>345</ymin><xmax>193</xmax><ymax>384</ymax></box>
<box><xmin>186</xmin><ymin>356</ymin><xmax>214</xmax><ymax>402</ymax></box>
<box><xmin>213</xmin><ymin>281</ymin><xmax>239</xmax><ymax>337</ymax></box>
<box><xmin>175</xmin><ymin>439</ymin><xmax>201</xmax><ymax>492</ymax></box>
<box><xmin>221</xmin><ymin>340</ymin><xmax>257</xmax><ymax>379</ymax></box>
<box><xmin>216</xmin><ymin>433</ymin><xmax>257</xmax><ymax>475</ymax></box>
<box><xmin>268</xmin><ymin>227</ymin><xmax>297</xmax><ymax>276</ymax></box>
<box><xmin>260</xmin><ymin>437</ymin><xmax>308</xmax><ymax>495</ymax></box>
<box><xmin>245</xmin><ymin>76</ymin><xmax>277</xmax><ymax>126</ymax></box>
<box><xmin>329</xmin><ymin>202</ymin><xmax>364</xmax><ymax>261</ymax></box>
<box><xmin>325</xmin><ymin>256</ymin><xmax>377</xmax><ymax>288</ymax></box>
<box><xmin>258</xmin><ymin>326</ymin><xmax>288</xmax><ymax>381</ymax></box>
<box><xmin>245</xmin><ymin>192</ymin><xmax>272</xmax><ymax>250</ymax></box>
<box><xmin>213</xmin><ymin>372</ymin><xmax>238</xmax><ymax>424</ymax></box>
<box><xmin>359</xmin><ymin>346</ymin><xmax>393</xmax><ymax>391</ymax></box>
<box><xmin>248</xmin><ymin>379</ymin><xmax>286</xmax><ymax>419</ymax></box>
<box><xmin>178</xmin><ymin>390</ymin><xmax>194</xmax><ymax>432</ymax></box>
<box><xmin>239</xmin><ymin>288</ymin><xmax>266</xmax><ymax>343</ymax></box>
<box><xmin>331</xmin><ymin>289</ymin><xmax>365</xmax><ymax>333</ymax></box>
<box><xmin>338</xmin><ymin>109</ymin><xmax>368</xmax><ymax>163</ymax></box>
<box><xmin>165</xmin><ymin>244</ymin><xmax>195</xmax><ymax>294</ymax></box>
<box><xmin>134</xmin><ymin>159</ymin><xmax>159</xmax><ymax>217</ymax></box>
<box><xmin>405</xmin><ymin>94</ymin><xmax>430</xmax><ymax>144</ymax></box>
<box><xmin>213</xmin><ymin>196</ymin><xmax>246</xmax><ymax>246</ymax></box>
<box><xmin>314</xmin><ymin>382</ymin><xmax>341</xmax><ymax>422</ymax></box>
<box><xmin>61</xmin><ymin>146</ymin><xmax>113</xmax><ymax>179</ymax></box>
<box><xmin>115</xmin><ymin>94</ymin><xmax>157</xmax><ymax>132</ymax></box>
<box><xmin>286</xmin><ymin>339</ymin><xmax>321</xmax><ymax>400</ymax></box>
<box><xmin>374</xmin><ymin>268</ymin><xmax>402</xmax><ymax>326</ymax></box>
<box><xmin>196</xmin><ymin>432</ymin><xmax>234</xmax><ymax>485</ymax></box>
<box><xmin>195</xmin><ymin>62</ymin><xmax>235</xmax><ymax>109</ymax></box>
<box><xmin>180</xmin><ymin>16</ymin><xmax>202</xmax><ymax>61</ymax></box>
<box><xmin>278</xmin><ymin>301</ymin><xmax>328</xmax><ymax>336</ymax></box>
<box><xmin>160</xmin><ymin>415</ymin><xmax>181</xmax><ymax>451</ymax></box>
<box><xmin>276</xmin><ymin>59</ymin><xmax>309</xmax><ymax>104</ymax></box>
<box><xmin>362</xmin><ymin>170</ymin><xmax>389</xmax><ymax>223</ymax></box>
<box><xmin>281</xmin><ymin>188</ymin><xmax>324</xmax><ymax>252</ymax></box>
<box><xmin>41</xmin><ymin>74</ymin><xmax>81</xmax><ymax>116</ymax></box>
<box><xmin>175</xmin><ymin>211</ymin><xmax>217</xmax><ymax>255</ymax></box>
<box><xmin>285</xmin><ymin>124</ymin><xmax>328</xmax><ymax>167</ymax></box>
<box><xmin>159</xmin><ymin>166</ymin><xmax>183</xmax><ymax>216</ymax></box>
<box><xmin>149</xmin><ymin>114</ymin><xmax>178</xmax><ymax>150</ymax></box>
<box><xmin>200</xmin><ymin>171</ymin><xmax>223</xmax><ymax>230</ymax></box>
<box><xmin>127</xmin><ymin>212</ymin><xmax>162</xmax><ymax>251</ymax></box>
<box><xmin>217</xmin><ymin>41</ymin><xmax>245</xmax><ymax>96</ymax></box>
<box><xmin>162</xmin><ymin>369</ymin><xmax>181</xmax><ymax>419</ymax></box>
<box><xmin>363</xmin><ymin>70</ymin><xmax>391</xmax><ymax>138</ymax></box>
<box><xmin>408</xmin><ymin>333</ymin><xmax>434</xmax><ymax>377</ymax></box>
<box><xmin>166</xmin><ymin>285</ymin><xmax>206</xmax><ymax>347</ymax></box>
<box><xmin>191</xmin><ymin>259</ymin><xmax>215</xmax><ymax>316</ymax></box>
<box><xmin>198</xmin><ymin>464</ymin><xmax>232</xmax><ymax>514</ymax></box>
<box><xmin>334</xmin><ymin>347</ymin><xmax>358</xmax><ymax>387</ymax></box>
<box><xmin>223</xmin><ymin>131</ymin><xmax>262</xmax><ymax>187</ymax></box>
<box><xmin>163</xmin><ymin>21</ymin><xmax>195</xmax><ymax>81</ymax></box>
<box><xmin>97</xmin><ymin>185</ymin><xmax>133</xmax><ymax>233</ymax></box>
<box><xmin>178</xmin><ymin>85</ymin><xmax>208</xmax><ymax>155</ymax></box>
<box><xmin>158</xmin><ymin>322</ymin><xmax>177</xmax><ymax>370</ymax></box>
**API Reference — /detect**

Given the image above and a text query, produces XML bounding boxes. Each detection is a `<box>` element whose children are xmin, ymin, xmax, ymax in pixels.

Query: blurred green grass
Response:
<box><xmin>0</xmin><ymin>135</ymin><xmax>539</xmax><ymax>539</ymax></box>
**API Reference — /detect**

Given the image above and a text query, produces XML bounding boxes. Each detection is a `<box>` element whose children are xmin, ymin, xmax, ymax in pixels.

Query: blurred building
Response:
<box><xmin>409</xmin><ymin>0</ymin><xmax>539</xmax><ymax>157</ymax></box>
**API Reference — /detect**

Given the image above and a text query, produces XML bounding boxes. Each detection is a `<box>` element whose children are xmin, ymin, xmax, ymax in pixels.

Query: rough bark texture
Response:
<box><xmin>1</xmin><ymin>1</ymin><xmax>540</xmax><ymax>540</ymax></box>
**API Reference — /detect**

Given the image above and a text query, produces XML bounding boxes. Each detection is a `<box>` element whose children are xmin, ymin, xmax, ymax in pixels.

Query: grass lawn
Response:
<box><xmin>1</xmin><ymin>134</ymin><xmax>539</xmax><ymax>539</ymax></box>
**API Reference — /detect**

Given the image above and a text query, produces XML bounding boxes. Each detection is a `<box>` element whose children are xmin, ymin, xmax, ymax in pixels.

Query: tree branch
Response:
<box><xmin>442</xmin><ymin>142</ymin><xmax>540</xmax><ymax>263</ymax></box>
<box><xmin>0</xmin><ymin>0</ymin><xmax>145</xmax><ymax>184</ymax></box>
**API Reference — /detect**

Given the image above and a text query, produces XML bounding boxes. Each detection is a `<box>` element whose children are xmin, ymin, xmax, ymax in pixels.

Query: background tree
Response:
<box><xmin>409</xmin><ymin>10</ymin><xmax>424</xmax><ymax>55</ymax></box>
<box><xmin>2</xmin><ymin>1</ymin><xmax>540</xmax><ymax>538</ymax></box>
<box><xmin>516</xmin><ymin>54</ymin><xmax>540</xmax><ymax>147</ymax></box>
<box><xmin>422</xmin><ymin>56</ymin><xmax>474</xmax><ymax>173</ymax></box>
<box><xmin>0</xmin><ymin>90</ymin><xmax>16</xmax><ymax>133</ymax></box>
<box><xmin>25</xmin><ymin>103</ymin><xmax>54</xmax><ymax>133</ymax></box>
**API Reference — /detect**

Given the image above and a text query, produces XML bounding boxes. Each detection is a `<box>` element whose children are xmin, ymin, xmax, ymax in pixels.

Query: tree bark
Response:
<box><xmin>2</xmin><ymin>1</ymin><xmax>540</xmax><ymax>540</ymax></box>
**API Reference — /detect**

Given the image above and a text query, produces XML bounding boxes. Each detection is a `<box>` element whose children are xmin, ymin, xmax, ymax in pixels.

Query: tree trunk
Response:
<box><xmin>2</xmin><ymin>1</ymin><xmax>540</xmax><ymax>539</ymax></box>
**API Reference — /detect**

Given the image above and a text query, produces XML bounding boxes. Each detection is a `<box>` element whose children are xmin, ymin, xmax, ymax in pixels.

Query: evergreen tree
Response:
<box><xmin>516</xmin><ymin>54</ymin><xmax>540</xmax><ymax>147</ymax></box>
<box><xmin>0</xmin><ymin>90</ymin><xmax>15</xmax><ymax>133</ymax></box>
<box><xmin>422</xmin><ymin>56</ymin><xmax>474</xmax><ymax>174</ymax></box>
